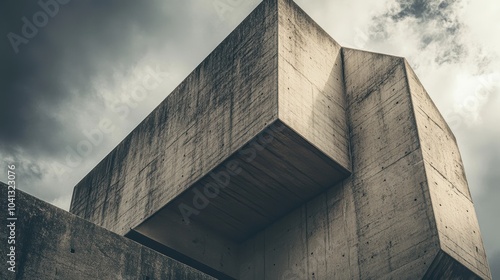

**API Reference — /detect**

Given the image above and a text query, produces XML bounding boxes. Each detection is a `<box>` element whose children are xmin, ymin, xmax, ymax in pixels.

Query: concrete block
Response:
<box><xmin>70</xmin><ymin>0</ymin><xmax>350</xmax><ymax>240</ymax></box>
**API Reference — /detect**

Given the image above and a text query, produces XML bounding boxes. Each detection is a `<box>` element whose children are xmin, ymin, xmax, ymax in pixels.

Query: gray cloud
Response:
<box><xmin>0</xmin><ymin>0</ymin><xmax>195</xmax><ymax>203</ymax></box>
<box><xmin>0</xmin><ymin>0</ymin><xmax>185</xmax><ymax>156</ymax></box>
<box><xmin>369</xmin><ymin>0</ymin><xmax>467</xmax><ymax>65</ymax></box>
<box><xmin>391</xmin><ymin>0</ymin><xmax>454</xmax><ymax>21</ymax></box>
<box><xmin>458</xmin><ymin>106</ymin><xmax>500</xmax><ymax>265</ymax></box>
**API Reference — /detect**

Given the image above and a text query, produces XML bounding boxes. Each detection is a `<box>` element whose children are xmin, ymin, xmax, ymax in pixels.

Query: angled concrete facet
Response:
<box><xmin>68</xmin><ymin>0</ymin><xmax>491</xmax><ymax>279</ymax></box>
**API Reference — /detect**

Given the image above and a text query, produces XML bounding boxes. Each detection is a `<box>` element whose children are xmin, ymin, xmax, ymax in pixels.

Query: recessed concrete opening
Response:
<box><xmin>126</xmin><ymin>120</ymin><xmax>350</xmax><ymax>279</ymax></box>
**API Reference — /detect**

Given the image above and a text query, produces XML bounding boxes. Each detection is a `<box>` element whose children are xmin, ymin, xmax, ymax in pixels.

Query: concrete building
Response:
<box><xmin>2</xmin><ymin>0</ymin><xmax>491</xmax><ymax>279</ymax></box>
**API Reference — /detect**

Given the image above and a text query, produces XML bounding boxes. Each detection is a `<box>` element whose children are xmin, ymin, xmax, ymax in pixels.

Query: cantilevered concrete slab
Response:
<box><xmin>70</xmin><ymin>0</ymin><xmax>491</xmax><ymax>279</ymax></box>
<box><xmin>70</xmin><ymin>0</ymin><xmax>350</xmax><ymax>239</ymax></box>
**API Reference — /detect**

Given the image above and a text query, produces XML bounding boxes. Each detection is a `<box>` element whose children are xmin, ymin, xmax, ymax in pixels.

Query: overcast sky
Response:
<box><xmin>1</xmin><ymin>0</ymin><xmax>498</xmax><ymax>276</ymax></box>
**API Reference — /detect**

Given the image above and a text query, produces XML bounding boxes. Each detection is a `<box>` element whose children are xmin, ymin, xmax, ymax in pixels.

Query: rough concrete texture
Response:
<box><xmin>68</xmin><ymin>0</ymin><xmax>491</xmax><ymax>279</ymax></box>
<box><xmin>406</xmin><ymin>62</ymin><xmax>491</xmax><ymax>278</ymax></box>
<box><xmin>0</xmin><ymin>183</ymin><xmax>214</xmax><ymax>280</ymax></box>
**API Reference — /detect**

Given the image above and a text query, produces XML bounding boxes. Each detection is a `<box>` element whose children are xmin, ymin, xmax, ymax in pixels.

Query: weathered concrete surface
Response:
<box><xmin>341</xmin><ymin>49</ymin><xmax>442</xmax><ymax>279</ymax></box>
<box><xmin>0</xmin><ymin>182</ymin><xmax>214</xmax><ymax>280</ymax></box>
<box><xmin>406</xmin><ymin>62</ymin><xmax>491</xmax><ymax>279</ymax></box>
<box><xmin>67</xmin><ymin>0</ymin><xmax>491</xmax><ymax>279</ymax></box>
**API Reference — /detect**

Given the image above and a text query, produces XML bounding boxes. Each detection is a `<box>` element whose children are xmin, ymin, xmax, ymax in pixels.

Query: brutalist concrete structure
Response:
<box><xmin>62</xmin><ymin>0</ymin><xmax>489</xmax><ymax>279</ymax></box>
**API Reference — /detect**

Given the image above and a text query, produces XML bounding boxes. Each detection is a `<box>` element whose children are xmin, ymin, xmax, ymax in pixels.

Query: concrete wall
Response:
<box><xmin>0</xmin><ymin>183</ymin><xmax>214</xmax><ymax>280</ymax></box>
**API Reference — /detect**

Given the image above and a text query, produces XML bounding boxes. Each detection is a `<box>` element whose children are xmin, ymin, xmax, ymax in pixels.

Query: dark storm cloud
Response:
<box><xmin>0</xmin><ymin>0</ymin><xmax>205</xmax><ymax>203</ymax></box>
<box><xmin>390</xmin><ymin>0</ymin><xmax>455</xmax><ymax>22</ymax></box>
<box><xmin>0</xmin><ymin>0</ymin><xmax>193</xmax><ymax>157</ymax></box>
<box><xmin>370</xmin><ymin>0</ymin><xmax>465</xmax><ymax>65</ymax></box>
<box><xmin>0</xmin><ymin>0</ymin><xmax>246</xmax><ymax>204</ymax></box>
<box><xmin>391</xmin><ymin>0</ymin><xmax>429</xmax><ymax>19</ymax></box>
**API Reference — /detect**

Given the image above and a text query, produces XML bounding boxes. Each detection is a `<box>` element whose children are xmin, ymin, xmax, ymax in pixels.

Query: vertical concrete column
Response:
<box><xmin>342</xmin><ymin>48</ymin><xmax>491</xmax><ymax>279</ymax></box>
<box><xmin>342</xmin><ymin>48</ymin><xmax>439</xmax><ymax>278</ymax></box>
<box><xmin>406</xmin><ymin>62</ymin><xmax>491</xmax><ymax>279</ymax></box>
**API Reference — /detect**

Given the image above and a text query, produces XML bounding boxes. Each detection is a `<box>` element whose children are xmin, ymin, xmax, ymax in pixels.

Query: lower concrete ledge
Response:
<box><xmin>126</xmin><ymin>229</ymin><xmax>236</xmax><ymax>280</ymax></box>
<box><xmin>424</xmin><ymin>250</ymin><xmax>485</xmax><ymax>279</ymax></box>
<box><xmin>0</xmin><ymin>183</ymin><xmax>214</xmax><ymax>280</ymax></box>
